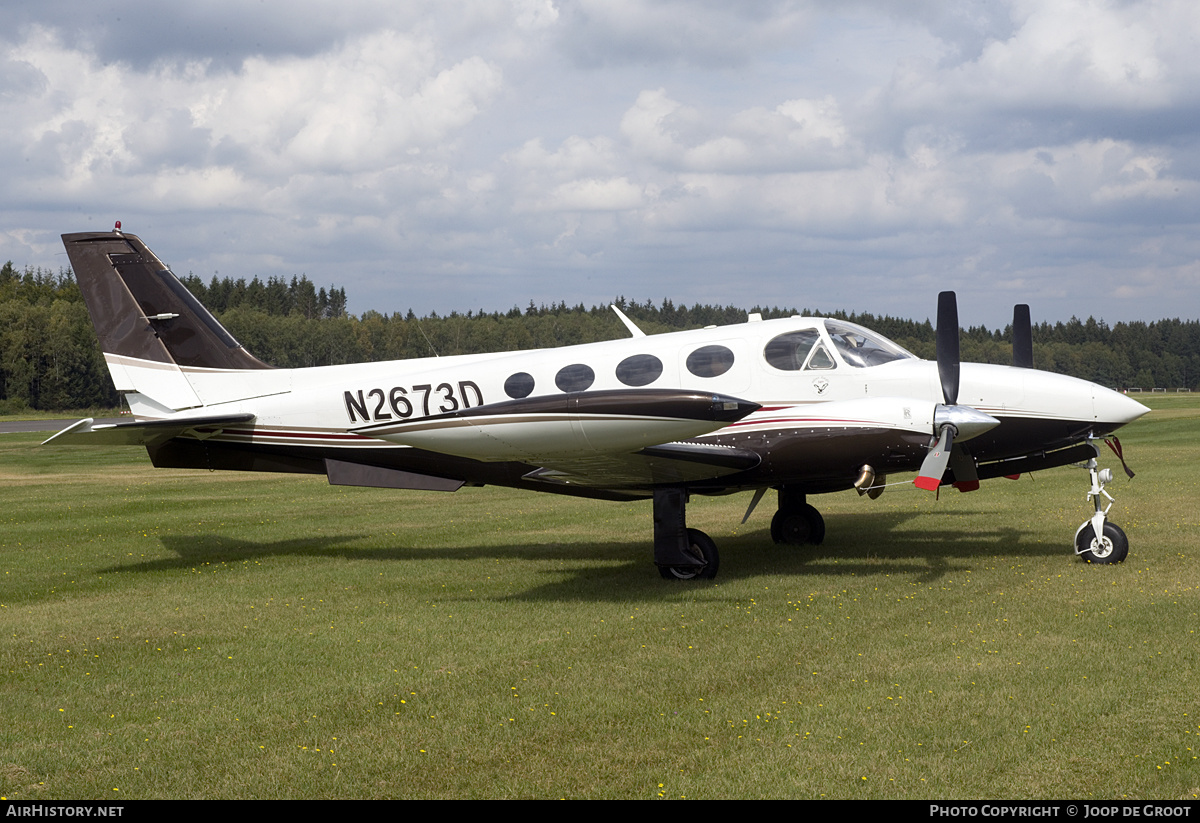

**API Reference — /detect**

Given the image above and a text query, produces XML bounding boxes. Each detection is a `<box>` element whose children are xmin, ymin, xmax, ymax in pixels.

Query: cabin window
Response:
<box><xmin>615</xmin><ymin>354</ymin><xmax>663</xmax><ymax>387</ymax></box>
<box><xmin>555</xmin><ymin>363</ymin><xmax>595</xmax><ymax>392</ymax></box>
<box><xmin>825</xmin><ymin>321</ymin><xmax>913</xmax><ymax>368</ymax></box>
<box><xmin>764</xmin><ymin>330</ymin><xmax>822</xmax><ymax>371</ymax></box>
<box><xmin>504</xmin><ymin>372</ymin><xmax>535</xmax><ymax>399</ymax></box>
<box><xmin>685</xmin><ymin>345</ymin><xmax>735</xmax><ymax>378</ymax></box>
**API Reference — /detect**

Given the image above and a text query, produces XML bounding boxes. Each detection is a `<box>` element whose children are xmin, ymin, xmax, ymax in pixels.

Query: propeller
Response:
<box><xmin>915</xmin><ymin>291</ymin><xmax>1000</xmax><ymax>491</ymax></box>
<box><xmin>936</xmin><ymin>290</ymin><xmax>960</xmax><ymax>406</ymax></box>
<box><xmin>915</xmin><ymin>424</ymin><xmax>955</xmax><ymax>491</ymax></box>
<box><xmin>1012</xmin><ymin>304</ymin><xmax>1033</xmax><ymax>368</ymax></box>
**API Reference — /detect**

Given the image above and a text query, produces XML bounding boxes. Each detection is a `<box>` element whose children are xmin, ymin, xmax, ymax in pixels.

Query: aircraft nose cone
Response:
<box><xmin>1094</xmin><ymin>386</ymin><xmax>1150</xmax><ymax>426</ymax></box>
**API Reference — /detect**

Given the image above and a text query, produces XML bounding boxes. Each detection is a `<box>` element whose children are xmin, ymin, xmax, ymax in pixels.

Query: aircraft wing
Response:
<box><xmin>42</xmin><ymin>414</ymin><xmax>256</xmax><ymax>447</ymax></box>
<box><xmin>350</xmin><ymin>391</ymin><xmax>758</xmax><ymax>467</ymax></box>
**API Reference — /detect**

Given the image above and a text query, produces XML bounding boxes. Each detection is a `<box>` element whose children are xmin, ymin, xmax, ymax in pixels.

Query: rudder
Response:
<box><xmin>63</xmin><ymin>228</ymin><xmax>273</xmax><ymax>412</ymax></box>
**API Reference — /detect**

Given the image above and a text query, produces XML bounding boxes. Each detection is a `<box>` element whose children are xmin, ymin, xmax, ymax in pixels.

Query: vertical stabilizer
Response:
<box><xmin>63</xmin><ymin>230</ymin><xmax>273</xmax><ymax>412</ymax></box>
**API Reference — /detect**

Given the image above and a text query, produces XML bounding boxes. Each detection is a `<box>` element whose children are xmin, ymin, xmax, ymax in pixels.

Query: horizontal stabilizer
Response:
<box><xmin>42</xmin><ymin>414</ymin><xmax>255</xmax><ymax>447</ymax></box>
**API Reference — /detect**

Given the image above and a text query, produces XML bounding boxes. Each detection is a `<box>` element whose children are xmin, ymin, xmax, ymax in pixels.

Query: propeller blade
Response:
<box><xmin>949</xmin><ymin>446</ymin><xmax>980</xmax><ymax>492</ymax></box>
<box><xmin>915</xmin><ymin>426</ymin><xmax>955</xmax><ymax>491</ymax></box>
<box><xmin>936</xmin><ymin>291</ymin><xmax>960</xmax><ymax>405</ymax></box>
<box><xmin>1012</xmin><ymin>304</ymin><xmax>1033</xmax><ymax>368</ymax></box>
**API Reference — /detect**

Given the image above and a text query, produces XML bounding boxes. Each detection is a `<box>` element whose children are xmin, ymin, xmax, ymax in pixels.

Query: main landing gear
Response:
<box><xmin>652</xmin><ymin>485</ymin><xmax>826</xmax><ymax>581</ymax></box>
<box><xmin>1074</xmin><ymin>440</ymin><xmax>1129</xmax><ymax>564</ymax></box>
<box><xmin>653</xmin><ymin>488</ymin><xmax>719</xmax><ymax>580</ymax></box>
<box><xmin>770</xmin><ymin>486</ymin><xmax>825</xmax><ymax>546</ymax></box>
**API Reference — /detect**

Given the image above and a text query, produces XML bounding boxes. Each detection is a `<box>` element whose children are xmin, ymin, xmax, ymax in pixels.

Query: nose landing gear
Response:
<box><xmin>1074</xmin><ymin>438</ymin><xmax>1129</xmax><ymax>564</ymax></box>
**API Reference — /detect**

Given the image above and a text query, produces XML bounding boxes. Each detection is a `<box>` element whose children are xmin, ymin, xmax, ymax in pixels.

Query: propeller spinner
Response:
<box><xmin>914</xmin><ymin>291</ymin><xmax>1000</xmax><ymax>491</ymax></box>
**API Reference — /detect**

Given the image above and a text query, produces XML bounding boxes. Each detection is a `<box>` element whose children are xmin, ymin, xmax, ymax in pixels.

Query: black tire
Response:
<box><xmin>771</xmin><ymin>504</ymin><xmax>825</xmax><ymax>546</ymax></box>
<box><xmin>659</xmin><ymin>528</ymin><xmax>720</xmax><ymax>580</ymax></box>
<box><xmin>803</xmin><ymin>504</ymin><xmax>826</xmax><ymax>545</ymax></box>
<box><xmin>1076</xmin><ymin>522</ymin><xmax>1129</xmax><ymax>564</ymax></box>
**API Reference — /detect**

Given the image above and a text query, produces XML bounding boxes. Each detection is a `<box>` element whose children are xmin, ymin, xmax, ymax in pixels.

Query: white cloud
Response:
<box><xmin>2</xmin><ymin>26</ymin><xmax>502</xmax><ymax>208</ymax></box>
<box><xmin>547</xmin><ymin>177</ymin><xmax>644</xmax><ymax>211</ymax></box>
<box><xmin>619</xmin><ymin>89</ymin><xmax>857</xmax><ymax>173</ymax></box>
<box><xmin>890</xmin><ymin>0</ymin><xmax>1200</xmax><ymax>114</ymax></box>
<box><xmin>554</xmin><ymin>0</ymin><xmax>812</xmax><ymax>67</ymax></box>
<box><xmin>2</xmin><ymin>1</ymin><xmax>1199</xmax><ymax>327</ymax></box>
<box><xmin>987</xmin><ymin>139</ymin><xmax>1190</xmax><ymax>221</ymax></box>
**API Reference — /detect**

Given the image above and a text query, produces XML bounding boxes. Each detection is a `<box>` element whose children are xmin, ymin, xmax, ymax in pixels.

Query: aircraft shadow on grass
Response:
<box><xmin>102</xmin><ymin>509</ymin><xmax>1065</xmax><ymax>598</ymax></box>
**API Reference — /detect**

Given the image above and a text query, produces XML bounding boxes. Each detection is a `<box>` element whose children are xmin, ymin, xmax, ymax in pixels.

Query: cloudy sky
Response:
<box><xmin>3</xmin><ymin>0</ymin><xmax>1199</xmax><ymax>329</ymax></box>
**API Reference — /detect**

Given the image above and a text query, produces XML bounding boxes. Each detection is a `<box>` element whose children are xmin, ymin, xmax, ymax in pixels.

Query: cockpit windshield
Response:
<box><xmin>824</xmin><ymin>321</ymin><xmax>914</xmax><ymax>368</ymax></box>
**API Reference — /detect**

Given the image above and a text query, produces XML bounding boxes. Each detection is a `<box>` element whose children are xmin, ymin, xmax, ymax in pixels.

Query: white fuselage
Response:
<box><xmin>120</xmin><ymin>313</ymin><xmax>1147</xmax><ymax>483</ymax></box>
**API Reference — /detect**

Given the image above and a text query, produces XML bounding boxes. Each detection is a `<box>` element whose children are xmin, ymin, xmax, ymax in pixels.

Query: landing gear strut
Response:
<box><xmin>1074</xmin><ymin>439</ymin><xmax>1129</xmax><ymax>564</ymax></box>
<box><xmin>653</xmin><ymin>488</ymin><xmax>719</xmax><ymax>580</ymax></box>
<box><xmin>770</xmin><ymin>486</ymin><xmax>825</xmax><ymax>546</ymax></box>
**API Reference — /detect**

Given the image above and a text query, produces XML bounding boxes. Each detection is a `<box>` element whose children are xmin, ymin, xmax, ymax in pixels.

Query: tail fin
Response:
<box><xmin>63</xmin><ymin>229</ymin><xmax>274</xmax><ymax>412</ymax></box>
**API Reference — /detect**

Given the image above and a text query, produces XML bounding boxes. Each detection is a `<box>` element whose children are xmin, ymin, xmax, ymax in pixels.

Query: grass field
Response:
<box><xmin>2</xmin><ymin>396</ymin><xmax>1197</xmax><ymax>799</ymax></box>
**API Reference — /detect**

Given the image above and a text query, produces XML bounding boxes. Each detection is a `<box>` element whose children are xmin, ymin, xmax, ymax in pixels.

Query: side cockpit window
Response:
<box><xmin>764</xmin><ymin>330</ymin><xmax>835</xmax><ymax>371</ymax></box>
<box><xmin>764</xmin><ymin>330</ymin><xmax>819</xmax><ymax>371</ymax></box>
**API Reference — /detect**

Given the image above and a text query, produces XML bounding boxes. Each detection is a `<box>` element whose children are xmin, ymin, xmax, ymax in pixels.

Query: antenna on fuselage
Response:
<box><xmin>414</xmin><ymin>318</ymin><xmax>439</xmax><ymax>357</ymax></box>
<box><xmin>610</xmin><ymin>304</ymin><xmax>647</xmax><ymax>338</ymax></box>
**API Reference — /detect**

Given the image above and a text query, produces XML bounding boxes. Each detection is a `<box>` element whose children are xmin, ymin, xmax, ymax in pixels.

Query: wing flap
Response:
<box><xmin>325</xmin><ymin>459</ymin><xmax>464</xmax><ymax>492</ymax></box>
<box><xmin>524</xmin><ymin>441</ymin><xmax>761</xmax><ymax>488</ymax></box>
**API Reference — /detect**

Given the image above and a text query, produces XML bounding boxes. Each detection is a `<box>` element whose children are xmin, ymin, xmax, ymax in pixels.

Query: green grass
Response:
<box><xmin>0</xmin><ymin>407</ymin><xmax>122</xmax><ymax>423</ymax></box>
<box><xmin>1</xmin><ymin>397</ymin><xmax>1197</xmax><ymax>799</ymax></box>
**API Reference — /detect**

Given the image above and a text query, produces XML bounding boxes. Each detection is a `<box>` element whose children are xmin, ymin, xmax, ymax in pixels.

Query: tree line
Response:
<box><xmin>2</xmin><ymin>260</ymin><xmax>1197</xmax><ymax>413</ymax></box>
